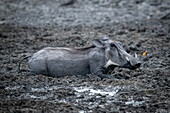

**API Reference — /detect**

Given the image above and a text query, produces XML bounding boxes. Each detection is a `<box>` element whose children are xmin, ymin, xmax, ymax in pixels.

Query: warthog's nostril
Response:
<box><xmin>134</xmin><ymin>62</ymin><xmax>141</xmax><ymax>68</ymax></box>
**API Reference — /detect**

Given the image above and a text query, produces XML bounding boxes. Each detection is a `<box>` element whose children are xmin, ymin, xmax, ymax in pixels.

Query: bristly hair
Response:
<box><xmin>44</xmin><ymin>44</ymin><xmax>96</xmax><ymax>54</ymax></box>
<box><xmin>73</xmin><ymin>44</ymin><xmax>95</xmax><ymax>50</ymax></box>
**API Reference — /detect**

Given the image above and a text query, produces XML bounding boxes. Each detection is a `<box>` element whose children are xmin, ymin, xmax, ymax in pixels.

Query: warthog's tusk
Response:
<box><xmin>104</xmin><ymin>60</ymin><xmax>119</xmax><ymax>68</ymax></box>
<box><xmin>126</xmin><ymin>57</ymin><xmax>130</xmax><ymax>62</ymax></box>
<box><xmin>135</xmin><ymin>53</ymin><xmax>138</xmax><ymax>58</ymax></box>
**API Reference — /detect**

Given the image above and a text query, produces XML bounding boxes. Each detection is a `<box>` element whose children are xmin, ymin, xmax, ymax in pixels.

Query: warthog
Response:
<box><xmin>26</xmin><ymin>37</ymin><xmax>141</xmax><ymax>78</ymax></box>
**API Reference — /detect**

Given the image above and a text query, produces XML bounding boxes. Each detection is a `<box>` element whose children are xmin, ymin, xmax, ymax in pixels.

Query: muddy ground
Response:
<box><xmin>0</xmin><ymin>0</ymin><xmax>170</xmax><ymax>112</ymax></box>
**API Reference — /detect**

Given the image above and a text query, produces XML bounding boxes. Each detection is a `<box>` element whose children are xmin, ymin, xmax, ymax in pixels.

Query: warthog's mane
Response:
<box><xmin>45</xmin><ymin>44</ymin><xmax>96</xmax><ymax>54</ymax></box>
<box><xmin>73</xmin><ymin>44</ymin><xmax>95</xmax><ymax>50</ymax></box>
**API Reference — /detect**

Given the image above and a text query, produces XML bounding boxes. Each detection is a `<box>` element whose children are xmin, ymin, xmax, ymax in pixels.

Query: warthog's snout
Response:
<box><xmin>126</xmin><ymin>56</ymin><xmax>141</xmax><ymax>70</ymax></box>
<box><xmin>130</xmin><ymin>61</ymin><xmax>141</xmax><ymax>69</ymax></box>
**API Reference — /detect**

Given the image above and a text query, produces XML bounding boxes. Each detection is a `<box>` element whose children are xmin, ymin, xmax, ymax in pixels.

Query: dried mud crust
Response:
<box><xmin>0</xmin><ymin>0</ymin><xmax>170</xmax><ymax>113</ymax></box>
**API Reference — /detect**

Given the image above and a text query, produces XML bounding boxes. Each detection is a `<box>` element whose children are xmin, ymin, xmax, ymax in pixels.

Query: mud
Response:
<box><xmin>0</xmin><ymin>0</ymin><xmax>170</xmax><ymax>112</ymax></box>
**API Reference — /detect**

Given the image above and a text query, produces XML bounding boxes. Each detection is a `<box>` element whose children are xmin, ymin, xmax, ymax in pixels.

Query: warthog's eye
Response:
<box><xmin>118</xmin><ymin>42</ymin><xmax>123</xmax><ymax>47</ymax></box>
<box><xmin>110</xmin><ymin>42</ymin><xmax>116</xmax><ymax>47</ymax></box>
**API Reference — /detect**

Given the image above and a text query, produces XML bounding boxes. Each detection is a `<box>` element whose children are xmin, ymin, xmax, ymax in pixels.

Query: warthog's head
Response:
<box><xmin>92</xmin><ymin>37</ymin><xmax>141</xmax><ymax>70</ymax></box>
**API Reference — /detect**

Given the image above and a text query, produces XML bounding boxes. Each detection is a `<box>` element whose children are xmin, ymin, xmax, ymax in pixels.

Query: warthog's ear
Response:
<box><xmin>92</xmin><ymin>39</ymin><xmax>105</xmax><ymax>48</ymax></box>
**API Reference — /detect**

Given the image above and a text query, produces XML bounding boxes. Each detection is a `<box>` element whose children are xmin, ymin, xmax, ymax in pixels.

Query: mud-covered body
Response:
<box><xmin>28</xmin><ymin>46</ymin><xmax>106</xmax><ymax>77</ymax></box>
<box><xmin>28</xmin><ymin>38</ymin><xmax>141</xmax><ymax>78</ymax></box>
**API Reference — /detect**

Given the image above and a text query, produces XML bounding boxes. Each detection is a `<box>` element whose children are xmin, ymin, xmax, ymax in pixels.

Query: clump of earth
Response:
<box><xmin>0</xmin><ymin>0</ymin><xmax>170</xmax><ymax>112</ymax></box>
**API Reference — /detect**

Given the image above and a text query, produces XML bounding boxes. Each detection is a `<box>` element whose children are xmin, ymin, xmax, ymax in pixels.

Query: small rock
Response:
<box><xmin>57</xmin><ymin>0</ymin><xmax>76</xmax><ymax>6</ymax></box>
<box><xmin>6</xmin><ymin>66</ymin><xmax>12</xmax><ymax>71</ymax></box>
<box><xmin>136</xmin><ymin>42</ymin><xmax>141</xmax><ymax>47</ymax></box>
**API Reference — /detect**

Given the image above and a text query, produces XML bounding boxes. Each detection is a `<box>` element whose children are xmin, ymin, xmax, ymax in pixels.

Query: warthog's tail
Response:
<box><xmin>18</xmin><ymin>56</ymin><xmax>31</xmax><ymax>73</ymax></box>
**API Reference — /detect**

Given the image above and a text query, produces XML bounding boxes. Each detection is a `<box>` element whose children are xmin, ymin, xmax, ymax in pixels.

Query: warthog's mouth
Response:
<box><xmin>124</xmin><ymin>63</ymin><xmax>141</xmax><ymax>70</ymax></box>
<box><xmin>104</xmin><ymin>59</ymin><xmax>141</xmax><ymax>70</ymax></box>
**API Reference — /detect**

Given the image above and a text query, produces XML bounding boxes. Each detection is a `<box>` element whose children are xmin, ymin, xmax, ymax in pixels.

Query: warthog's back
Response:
<box><xmin>28</xmin><ymin>47</ymin><xmax>95</xmax><ymax>77</ymax></box>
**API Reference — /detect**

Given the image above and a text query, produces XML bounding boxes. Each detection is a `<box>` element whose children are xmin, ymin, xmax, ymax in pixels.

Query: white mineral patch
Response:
<box><xmin>79</xmin><ymin>110</ymin><xmax>86</xmax><ymax>113</ymax></box>
<box><xmin>74</xmin><ymin>86</ymin><xmax>119</xmax><ymax>96</ymax></box>
<box><xmin>125</xmin><ymin>100</ymin><xmax>145</xmax><ymax>106</ymax></box>
<box><xmin>5</xmin><ymin>86</ymin><xmax>21</xmax><ymax>90</ymax></box>
<box><xmin>31</xmin><ymin>88</ymin><xmax>45</xmax><ymax>92</ymax></box>
<box><xmin>31</xmin><ymin>86</ymin><xmax>59</xmax><ymax>92</ymax></box>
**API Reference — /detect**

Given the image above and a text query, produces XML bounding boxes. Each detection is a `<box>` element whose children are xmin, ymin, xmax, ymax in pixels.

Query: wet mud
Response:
<box><xmin>0</xmin><ymin>0</ymin><xmax>170</xmax><ymax>112</ymax></box>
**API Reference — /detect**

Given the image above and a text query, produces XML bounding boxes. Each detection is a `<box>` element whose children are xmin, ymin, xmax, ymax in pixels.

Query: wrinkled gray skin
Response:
<box><xmin>28</xmin><ymin>37</ymin><xmax>141</xmax><ymax>78</ymax></box>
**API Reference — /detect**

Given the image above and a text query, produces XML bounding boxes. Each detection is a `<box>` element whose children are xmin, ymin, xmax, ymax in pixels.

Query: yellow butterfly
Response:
<box><xmin>142</xmin><ymin>51</ymin><xmax>147</xmax><ymax>56</ymax></box>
